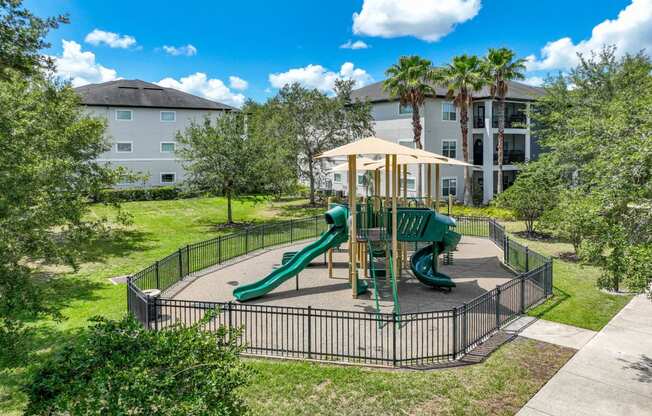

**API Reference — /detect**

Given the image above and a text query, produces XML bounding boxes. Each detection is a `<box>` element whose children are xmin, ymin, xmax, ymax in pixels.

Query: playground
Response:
<box><xmin>130</xmin><ymin>136</ymin><xmax>553</xmax><ymax>367</ymax></box>
<box><xmin>171</xmin><ymin>236</ymin><xmax>515</xmax><ymax>313</ymax></box>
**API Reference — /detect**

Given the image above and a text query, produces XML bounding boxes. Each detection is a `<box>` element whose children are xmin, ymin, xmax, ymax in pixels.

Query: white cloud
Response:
<box><xmin>162</xmin><ymin>44</ymin><xmax>197</xmax><ymax>56</ymax></box>
<box><xmin>352</xmin><ymin>0</ymin><xmax>481</xmax><ymax>42</ymax></box>
<box><xmin>52</xmin><ymin>40</ymin><xmax>119</xmax><ymax>87</ymax></box>
<box><xmin>522</xmin><ymin>76</ymin><xmax>545</xmax><ymax>87</ymax></box>
<box><xmin>340</xmin><ymin>39</ymin><xmax>370</xmax><ymax>49</ymax></box>
<box><xmin>84</xmin><ymin>29</ymin><xmax>136</xmax><ymax>49</ymax></box>
<box><xmin>156</xmin><ymin>73</ymin><xmax>246</xmax><ymax>108</ymax></box>
<box><xmin>268</xmin><ymin>62</ymin><xmax>373</xmax><ymax>93</ymax></box>
<box><xmin>526</xmin><ymin>0</ymin><xmax>652</xmax><ymax>71</ymax></box>
<box><xmin>229</xmin><ymin>76</ymin><xmax>248</xmax><ymax>90</ymax></box>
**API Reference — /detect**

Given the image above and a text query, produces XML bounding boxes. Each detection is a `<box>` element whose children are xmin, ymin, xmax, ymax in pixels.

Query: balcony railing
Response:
<box><xmin>494</xmin><ymin>150</ymin><xmax>525</xmax><ymax>165</ymax></box>
<box><xmin>492</xmin><ymin>114</ymin><xmax>527</xmax><ymax>129</ymax></box>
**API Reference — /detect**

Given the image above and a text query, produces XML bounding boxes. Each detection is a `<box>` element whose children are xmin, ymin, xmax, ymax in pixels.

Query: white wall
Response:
<box><xmin>85</xmin><ymin>106</ymin><xmax>223</xmax><ymax>187</ymax></box>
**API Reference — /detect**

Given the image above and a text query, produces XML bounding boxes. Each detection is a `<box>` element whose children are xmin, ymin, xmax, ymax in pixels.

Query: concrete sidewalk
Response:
<box><xmin>518</xmin><ymin>294</ymin><xmax>652</xmax><ymax>416</ymax></box>
<box><xmin>504</xmin><ymin>316</ymin><xmax>597</xmax><ymax>350</ymax></box>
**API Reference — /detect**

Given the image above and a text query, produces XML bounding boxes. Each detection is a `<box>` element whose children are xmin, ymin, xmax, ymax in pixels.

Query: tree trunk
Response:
<box><xmin>307</xmin><ymin>159</ymin><xmax>316</xmax><ymax>206</ymax></box>
<box><xmin>460</xmin><ymin>101</ymin><xmax>472</xmax><ymax>206</ymax></box>
<box><xmin>412</xmin><ymin>103</ymin><xmax>423</xmax><ymax>198</ymax></box>
<box><xmin>226</xmin><ymin>191</ymin><xmax>233</xmax><ymax>224</ymax></box>
<box><xmin>497</xmin><ymin>98</ymin><xmax>505</xmax><ymax>194</ymax></box>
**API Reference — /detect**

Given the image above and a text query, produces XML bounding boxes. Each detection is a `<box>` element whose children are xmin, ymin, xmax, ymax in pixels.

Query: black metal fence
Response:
<box><xmin>127</xmin><ymin>216</ymin><xmax>553</xmax><ymax>367</ymax></box>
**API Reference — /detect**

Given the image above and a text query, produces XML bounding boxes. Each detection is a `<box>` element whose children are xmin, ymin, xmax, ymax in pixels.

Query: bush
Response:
<box><xmin>541</xmin><ymin>190</ymin><xmax>605</xmax><ymax>255</ymax></box>
<box><xmin>93</xmin><ymin>186</ymin><xmax>199</xmax><ymax>203</ymax></box>
<box><xmin>496</xmin><ymin>160</ymin><xmax>559</xmax><ymax>235</ymax></box>
<box><xmin>24</xmin><ymin>314</ymin><xmax>251</xmax><ymax>416</ymax></box>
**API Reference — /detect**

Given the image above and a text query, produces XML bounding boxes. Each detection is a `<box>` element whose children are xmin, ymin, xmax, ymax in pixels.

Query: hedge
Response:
<box><xmin>93</xmin><ymin>186</ymin><xmax>199</xmax><ymax>203</ymax></box>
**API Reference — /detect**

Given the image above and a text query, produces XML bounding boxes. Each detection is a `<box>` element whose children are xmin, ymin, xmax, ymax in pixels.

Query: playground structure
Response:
<box><xmin>232</xmin><ymin>136</ymin><xmax>473</xmax><ymax>317</ymax></box>
<box><xmin>127</xmin><ymin>136</ymin><xmax>554</xmax><ymax>368</ymax></box>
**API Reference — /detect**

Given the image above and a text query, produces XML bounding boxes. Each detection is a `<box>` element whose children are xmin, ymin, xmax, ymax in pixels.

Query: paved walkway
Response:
<box><xmin>518</xmin><ymin>294</ymin><xmax>652</xmax><ymax>416</ymax></box>
<box><xmin>504</xmin><ymin>316</ymin><xmax>597</xmax><ymax>350</ymax></box>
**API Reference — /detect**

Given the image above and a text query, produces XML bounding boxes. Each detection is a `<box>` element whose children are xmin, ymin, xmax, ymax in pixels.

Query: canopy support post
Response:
<box><xmin>348</xmin><ymin>155</ymin><xmax>358</xmax><ymax>298</ymax></box>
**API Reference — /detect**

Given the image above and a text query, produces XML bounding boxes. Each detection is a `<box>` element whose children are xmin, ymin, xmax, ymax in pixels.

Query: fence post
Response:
<box><xmin>245</xmin><ymin>228</ymin><xmax>249</xmax><ymax>254</ymax></box>
<box><xmin>495</xmin><ymin>286</ymin><xmax>502</xmax><ymax>329</ymax></box>
<box><xmin>178</xmin><ymin>249</ymin><xmax>183</xmax><ymax>279</ymax></box>
<box><xmin>217</xmin><ymin>237</ymin><xmax>221</xmax><ymax>264</ymax></box>
<box><xmin>392</xmin><ymin>312</ymin><xmax>397</xmax><ymax>366</ymax></box>
<box><xmin>261</xmin><ymin>225</ymin><xmax>265</xmax><ymax>248</ymax></box>
<box><xmin>144</xmin><ymin>293</ymin><xmax>150</xmax><ymax>329</ymax></box>
<box><xmin>525</xmin><ymin>246</ymin><xmax>530</xmax><ymax>272</ymax></box>
<box><xmin>290</xmin><ymin>219</ymin><xmax>294</xmax><ymax>242</ymax></box>
<box><xmin>307</xmin><ymin>306</ymin><xmax>312</xmax><ymax>359</ymax></box>
<box><xmin>520</xmin><ymin>275</ymin><xmax>526</xmax><ymax>313</ymax></box>
<box><xmin>315</xmin><ymin>215</ymin><xmax>318</xmax><ymax>237</ymax></box>
<box><xmin>504</xmin><ymin>236</ymin><xmax>509</xmax><ymax>264</ymax></box>
<box><xmin>186</xmin><ymin>245</ymin><xmax>190</xmax><ymax>274</ymax></box>
<box><xmin>155</xmin><ymin>260</ymin><xmax>160</xmax><ymax>289</ymax></box>
<box><xmin>462</xmin><ymin>303</ymin><xmax>468</xmax><ymax>354</ymax></box>
<box><xmin>227</xmin><ymin>301</ymin><xmax>233</xmax><ymax>329</ymax></box>
<box><xmin>452</xmin><ymin>307</ymin><xmax>458</xmax><ymax>359</ymax></box>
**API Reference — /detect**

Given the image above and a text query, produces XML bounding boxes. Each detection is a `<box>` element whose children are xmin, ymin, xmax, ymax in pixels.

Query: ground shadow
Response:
<box><xmin>71</xmin><ymin>228</ymin><xmax>151</xmax><ymax>264</ymax></box>
<box><xmin>619</xmin><ymin>354</ymin><xmax>652</xmax><ymax>383</ymax></box>
<box><xmin>528</xmin><ymin>286</ymin><xmax>571</xmax><ymax>318</ymax></box>
<box><xmin>246</xmin><ymin>282</ymin><xmax>351</xmax><ymax>304</ymax></box>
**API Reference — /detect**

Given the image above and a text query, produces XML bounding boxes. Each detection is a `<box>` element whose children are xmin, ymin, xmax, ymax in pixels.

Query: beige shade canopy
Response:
<box><xmin>362</xmin><ymin>154</ymin><xmax>475</xmax><ymax>169</ymax></box>
<box><xmin>328</xmin><ymin>157</ymin><xmax>379</xmax><ymax>172</ymax></box>
<box><xmin>316</xmin><ymin>136</ymin><xmax>424</xmax><ymax>159</ymax></box>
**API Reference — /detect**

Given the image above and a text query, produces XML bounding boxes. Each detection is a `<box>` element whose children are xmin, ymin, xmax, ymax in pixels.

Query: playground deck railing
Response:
<box><xmin>127</xmin><ymin>215</ymin><xmax>553</xmax><ymax>367</ymax></box>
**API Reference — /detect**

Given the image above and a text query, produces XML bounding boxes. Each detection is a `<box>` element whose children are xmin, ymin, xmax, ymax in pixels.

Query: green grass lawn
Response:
<box><xmin>504</xmin><ymin>222</ymin><xmax>632</xmax><ymax>331</ymax></box>
<box><xmin>0</xmin><ymin>198</ymin><xmax>631</xmax><ymax>414</ymax></box>
<box><xmin>0</xmin><ymin>196</ymin><xmax>322</xmax><ymax>415</ymax></box>
<box><xmin>242</xmin><ymin>338</ymin><xmax>574</xmax><ymax>416</ymax></box>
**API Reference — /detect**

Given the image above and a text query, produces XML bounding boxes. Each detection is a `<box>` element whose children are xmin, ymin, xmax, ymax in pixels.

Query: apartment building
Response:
<box><xmin>327</xmin><ymin>80</ymin><xmax>544</xmax><ymax>204</ymax></box>
<box><xmin>75</xmin><ymin>79</ymin><xmax>234</xmax><ymax>187</ymax></box>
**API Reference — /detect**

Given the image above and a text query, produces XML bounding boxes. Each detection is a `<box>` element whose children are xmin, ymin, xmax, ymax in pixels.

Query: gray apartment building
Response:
<box><xmin>328</xmin><ymin>80</ymin><xmax>544</xmax><ymax>204</ymax></box>
<box><xmin>75</xmin><ymin>79</ymin><xmax>234</xmax><ymax>187</ymax></box>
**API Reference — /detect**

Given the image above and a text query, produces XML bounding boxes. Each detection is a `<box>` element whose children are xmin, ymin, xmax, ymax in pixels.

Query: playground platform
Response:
<box><xmin>169</xmin><ymin>236</ymin><xmax>515</xmax><ymax>313</ymax></box>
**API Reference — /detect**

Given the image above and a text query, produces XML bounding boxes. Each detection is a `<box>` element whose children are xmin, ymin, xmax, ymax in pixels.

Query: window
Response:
<box><xmin>442</xmin><ymin>102</ymin><xmax>456</xmax><ymax>121</ymax></box>
<box><xmin>160</xmin><ymin>111</ymin><xmax>176</xmax><ymax>122</ymax></box>
<box><xmin>333</xmin><ymin>173</ymin><xmax>342</xmax><ymax>183</ymax></box>
<box><xmin>115</xmin><ymin>142</ymin><xmax>132</xmax><ymax>153</ymax></box>
<box><xmin>442</xmin><ymin>140</ymin><xmax>456</xmax><ymax>158</ymax></box>
<box><xmin>399</xmin><ymin>140</ymin><xmax>415</xmax><ymax>148</ymax></box>
<box><xmin>357</xmin><ymin>175</ymin><xmax>366</xmax><ymax>186</ymax></box>
<box><xmin>160</xmin><ymin>173</ymin><xmax>176</xmax><ymax>184</ymax></box>
<box><xmin>160</xmin><ymin>142</ymin><xmax>176</xmax><ymax>153</ymax></box>
<box><xmin>399</xmin><ymin>103</ymin><xmax>413</xmax><ymax>114</ymax></box>
<box><xmin>442</xmin><ymin>177</ymin><xmax>457</xmax><ymax>197</ymax></box>
<box><xmin>406</xmin><ymin>178</ymin><xmax>416</xmax><ymax>190</ymax></box>
<box><xmin>115</xmin><ymin>110</ymin><xmax>133</xmax><ymax>121</ymax></box>
<box><xmin>400</xmin><ymin>178</ymin><xmax>416</xmax><ymax>190</ymax></box>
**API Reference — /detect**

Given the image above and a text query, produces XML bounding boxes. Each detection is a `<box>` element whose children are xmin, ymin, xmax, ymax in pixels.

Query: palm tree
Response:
<box><xmin>383</xmin><ymin>56</ymin><xmax>435</xmax><ymax>197</ymax></box>
<box><xmin>434</xmin><ymin>54</ymin><xmax>487</xmax><ymax>205</ymax></box>
<box><xmin>483</xmin><ymin>48</ymin><xmax>526</xmax><ymax>194</ymax></box>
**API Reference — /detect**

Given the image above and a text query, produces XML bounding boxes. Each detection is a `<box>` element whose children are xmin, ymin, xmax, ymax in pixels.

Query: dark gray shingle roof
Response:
<box><xmin>351</xmin><ymin>79</ymin><xmax>544</xmax><ymax>103</ymax></box>
<box><xmin>75</xmin><ymin>79</ymin><xmax>235</xmax><ymax>110</ymax></box>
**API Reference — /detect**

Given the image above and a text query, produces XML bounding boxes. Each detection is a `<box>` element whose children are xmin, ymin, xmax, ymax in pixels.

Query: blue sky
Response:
<box><xmin>28</xmin><ymin>0</ymin><xmax>649</xmax><ymax>107</ymax></box>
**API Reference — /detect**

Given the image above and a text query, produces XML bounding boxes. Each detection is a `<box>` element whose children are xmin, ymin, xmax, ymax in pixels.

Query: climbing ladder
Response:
<box><xmin>367</xmin><ymin>240</ymin><xmax>401</xmax><ymax>328</ymax></box>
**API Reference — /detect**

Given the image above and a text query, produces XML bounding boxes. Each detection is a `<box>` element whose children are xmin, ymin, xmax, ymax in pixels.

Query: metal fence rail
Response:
<box><xmin>127</xmin><ymin>215</ymin><xmax>553</xmax><ymax>367</ymax></box>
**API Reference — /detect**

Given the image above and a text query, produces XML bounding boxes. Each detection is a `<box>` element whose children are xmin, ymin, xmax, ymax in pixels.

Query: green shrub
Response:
<box><xmin>24</xmin><ymin>314</ymin><xmax>251</xmax><ymax>416</ymax></box>
<box><xmin>93</xmin><ymin>186</ymin><xmax>199</xmax><ymax>203</ymax></box>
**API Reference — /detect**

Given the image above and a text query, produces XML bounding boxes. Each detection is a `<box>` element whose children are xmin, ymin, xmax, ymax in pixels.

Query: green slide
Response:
<box><xmin>408</xmin><ymin>213</ymin><xmax>462</xmax><ymax>290</ymax></box>
<box><xmin>233</xmin><ymin>206</ymin><xmax>349</xmax><ymax>302</ymax></box>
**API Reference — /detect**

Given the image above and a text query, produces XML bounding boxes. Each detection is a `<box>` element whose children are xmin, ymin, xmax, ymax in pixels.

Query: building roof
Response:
<box><xmin>75</xmin><ymin>79</ymin><xmax>236</xmax><ymax>110</ymax></box>
<box><xmin>350</xmin><ymin>79</ymin><xmax>544</xmax><ymax>103</ymax></box>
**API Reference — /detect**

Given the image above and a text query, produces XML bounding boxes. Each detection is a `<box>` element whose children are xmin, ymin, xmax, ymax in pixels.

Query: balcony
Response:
<box><xmin>492</xmin><ymin>113</ymin><xmax>527</xmax><ymax>129</ymax></box>
<box><xmin>493</xmin><ymin>133</ymin><xmax>526</xmax><ymax>165</ymax></box>
<box><xmin>473</xmin><ymin>102</ymin><xmax>528</xmax><ymax>129</ymax></box>
<box><xmin>494</xmin><ymin>150</ymin><xmax>525</xmax><ymax>165</ymax></box>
